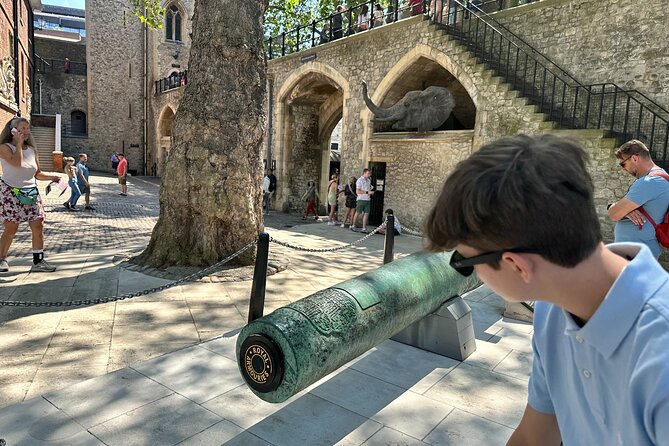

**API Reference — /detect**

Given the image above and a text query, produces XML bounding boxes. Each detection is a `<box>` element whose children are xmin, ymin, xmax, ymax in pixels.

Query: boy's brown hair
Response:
<box><xmin>424</xmin><ymin>134</ymin><xmax>601</xmax><ymax>267</ymax></box>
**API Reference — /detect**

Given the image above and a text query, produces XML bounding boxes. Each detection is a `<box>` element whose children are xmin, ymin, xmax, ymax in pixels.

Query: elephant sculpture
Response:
<box><xmin>362</xmin><ymin>81</ymin><xmax>455</xmax><ymax>132</ymax></box>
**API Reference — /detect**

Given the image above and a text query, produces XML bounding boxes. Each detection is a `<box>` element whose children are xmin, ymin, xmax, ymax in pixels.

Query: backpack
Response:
<box><xmin>638</xmin><ymin>171</ymin><xmax>669</xmax><ymax>249</ymax></box>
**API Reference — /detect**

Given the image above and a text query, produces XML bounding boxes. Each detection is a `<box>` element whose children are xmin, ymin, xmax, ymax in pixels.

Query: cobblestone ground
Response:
<box><xmin>9</xmin><ymin>173</ymin><xmax>160</xmax><ymax>258</ymax></box>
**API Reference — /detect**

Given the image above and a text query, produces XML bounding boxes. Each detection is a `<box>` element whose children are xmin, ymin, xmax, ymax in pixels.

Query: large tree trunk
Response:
<box><xmin>136</xmin><ymin>0</ymin><xmax>268</xmax><ymax>268</ymax></box>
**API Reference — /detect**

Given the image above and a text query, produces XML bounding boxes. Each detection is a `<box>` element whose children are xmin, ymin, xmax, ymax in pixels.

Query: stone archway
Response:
<box><xmin>361</xmin><ymin>44</ymin><xmax>480</xmax><ymax>165</ymax></box>
<box><xmin>156</xmin><ymin>105</ymin><xmax>176</xmax><ymax>176</ymax></box>
<box><xmin>274</xmin><ymin>62</ymin><xmax>350</xmax><ymax>212</ymax></box>
<box><xmin>359</xmin><ymin>44</ymin><xmax>480</xmax><ymax>229</ymax></box>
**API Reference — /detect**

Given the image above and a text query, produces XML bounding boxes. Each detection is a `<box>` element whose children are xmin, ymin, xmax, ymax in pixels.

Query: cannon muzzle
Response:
<box><xmin>236</xmin><ymin>251</ymin><xmax>479</xmax><ymax>403</ymax></box>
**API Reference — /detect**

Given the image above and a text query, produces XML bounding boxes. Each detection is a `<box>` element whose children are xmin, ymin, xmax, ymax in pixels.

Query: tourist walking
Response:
<box><xmin>0</xmin><ymin>117</ymin><xmax>61</xmax><ymax>272</ymax></box>
<box><xmin>373</xmin><ymin>3</ymin><xmax>384</xmax><ymax>27</ymax></box>
<box><xmin>111</xmin><ymin>152</ymin><xmax>119</xmax><ymax>174</ymax></box>
<box><xmin>357</xmin><ymin>4</ymin><xmax>370</xmax><ymax>31</ymax></box>
<box><xmin>75</xmin><ymin>153</ymin><xmax>94</xmax><ymax>210</ymax></box>
<box><xmin>327</xmin><ymin>174</ymin><xmax>340</xmax><ymax>225</ymax></box>
<box><xmin>301</xmin><ymin>180</ymin><xmax>320</xmax><ymax>220</ymax></box>
<box><xmin>340</xmin><ymin>176</ymin><xmax>357</xmax><ymax>227</ymax></box>
<box><xmin>63</xmin><ymin>156</ymin><xmax>81</xmax><ymax>211</ymax></box>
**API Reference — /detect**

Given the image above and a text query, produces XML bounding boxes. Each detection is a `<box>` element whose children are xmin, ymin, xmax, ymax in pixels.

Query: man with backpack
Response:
<box><xmin>608</xmin><ymin>139</ymin><xmax>669</xmax><ymax>258</ymax></box>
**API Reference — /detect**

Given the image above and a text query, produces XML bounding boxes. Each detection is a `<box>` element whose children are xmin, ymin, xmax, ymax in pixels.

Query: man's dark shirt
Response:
<box><xmin>269</xmin><ymin>174</ymin><xmax>277</xmax><ymax>193</ymax></box>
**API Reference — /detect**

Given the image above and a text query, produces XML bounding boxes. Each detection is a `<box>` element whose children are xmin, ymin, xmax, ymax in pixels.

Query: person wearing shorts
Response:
<box><xmin>117</xmin><ymin>153</ymin><xmax>128</xmax><ymax>196</ymax></box>
<box><xmin>0</xmin><ymin>117</ymin><xmax>61</xmax><ymax>272</ymax></box>
<box><xmin>351</xmin><ymin>168</ymin><xmax>373</xmax><ymax>233</ymax></box>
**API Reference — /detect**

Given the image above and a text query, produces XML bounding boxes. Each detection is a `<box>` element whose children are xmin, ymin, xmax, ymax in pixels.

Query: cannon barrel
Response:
<box><xmin>236</xmin><ymin>251</ymin><xmax>480</xmax><ymax>403</ymax></box>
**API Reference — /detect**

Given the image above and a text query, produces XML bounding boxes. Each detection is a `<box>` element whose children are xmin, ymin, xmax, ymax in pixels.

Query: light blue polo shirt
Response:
<box><xmin>75</xmin><ymin>160</ymin><xmax>89</xmax><ymax>187</ymax></box>
<box><xmin>614</xmin><ymin>168</ymin><xmax>669</xmax><ymax>258</ymax></box>
<box><xmin>529</xmin><ymin>243</ymin><xmax>669</xmax><ymax>445</ymax></box>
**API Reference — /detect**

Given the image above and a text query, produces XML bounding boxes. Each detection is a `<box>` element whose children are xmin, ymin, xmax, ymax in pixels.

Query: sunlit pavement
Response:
<box><xmin>0</xmin><ymin>173</ymin><xmax>533</xmax><ymax>445</ymax></box>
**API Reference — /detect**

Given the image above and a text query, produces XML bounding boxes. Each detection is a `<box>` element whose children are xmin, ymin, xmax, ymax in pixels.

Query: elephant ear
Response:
<box><xmin>416</xmin><ymin>87</ymin><xmax>456</xmax><ymax>132</ymax></box>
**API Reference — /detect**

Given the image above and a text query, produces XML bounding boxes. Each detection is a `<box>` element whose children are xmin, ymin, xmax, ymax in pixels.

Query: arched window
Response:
<box><xmin>165</xmin><ymin>4</ymin><xmax>183</xmax><ymax>42</ymax></box>
<box><xmin>70</xmin><ymin>110</ymin><xmax>87</xmax><ymax>136</ymax></box>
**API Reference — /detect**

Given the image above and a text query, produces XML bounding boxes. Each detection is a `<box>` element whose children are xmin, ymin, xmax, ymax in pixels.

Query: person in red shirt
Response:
<box><xmin>117</xmin><ymin>153</ymin><xmax>128</xmax><ymax>196</ymax></box>
<box><xmin>409</xmin><ymin>0</ymin><xmax>423</xmax><ymax>16</ymax></box>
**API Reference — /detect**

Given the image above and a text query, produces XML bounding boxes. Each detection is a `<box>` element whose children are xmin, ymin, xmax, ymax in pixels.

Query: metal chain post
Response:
<box><xmin>383</xmin><ymin>215</ymin><xmax>395</xmax><ymax>264</ymax></box>
<box><xmin>248</xmin><ymin>233</ymin><xmax>270</xmax><ymax>323</ymax></box>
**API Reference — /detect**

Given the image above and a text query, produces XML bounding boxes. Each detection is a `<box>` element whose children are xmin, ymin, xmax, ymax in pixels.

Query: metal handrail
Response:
<box><xmin>265</xmin><ymin>0</ymin><xmax>426</xmax><ymax>60</ymax></box>
<box><xmin>155</xmin><ymin>70</ymin><xmax>188</xmax><ymax>95</ymax></box>
<box><xmin>436</xmin><ymin>0</ymin><xmax>669</xmax><ymax>165</ymax></box>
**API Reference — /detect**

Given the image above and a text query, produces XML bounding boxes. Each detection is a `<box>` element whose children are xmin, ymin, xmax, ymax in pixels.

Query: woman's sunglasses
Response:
<box><xmin>449</xmin><ymin>248</ymin><xmax>544</xmax><ymax>277</ymax></box>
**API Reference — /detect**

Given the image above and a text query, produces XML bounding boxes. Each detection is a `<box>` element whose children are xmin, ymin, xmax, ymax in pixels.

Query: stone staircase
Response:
<box><xmin>30</xmin><ymin>126</ymin><xmax>57</xmax><ymax>170</ymax></box>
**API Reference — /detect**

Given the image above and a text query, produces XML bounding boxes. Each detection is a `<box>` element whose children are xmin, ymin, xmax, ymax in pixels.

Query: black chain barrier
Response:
<box><xmin>268</xmin><ymin>221</ymin><xmax>386</xmax><ymax>252</ymax></box>
<box><xmin>0</xmin><ymin>225</ymin><xmax>391</xmax><ymax>308</ymax></box>
<box><xmin>0</xmin><ymin>240</ymin><xmax>258</xmax><ymax>308</ymax></box>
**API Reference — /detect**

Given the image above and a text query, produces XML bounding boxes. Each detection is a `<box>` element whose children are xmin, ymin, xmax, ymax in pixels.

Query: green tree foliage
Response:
<box><xmin>265</xmin><ymin>0</ymin><xmax>340</xmax><ymax>39</ymax></box>
<box><xmin>128</xmin><ymin>0</ymin><xmax>166</xmax><ymax>29</ymax></box>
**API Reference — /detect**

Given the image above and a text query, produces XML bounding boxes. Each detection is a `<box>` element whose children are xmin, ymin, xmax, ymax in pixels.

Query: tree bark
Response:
<box><xmin>136</xmin><ymin>0</ymin><xmax>269</xmax><ymax>268</ymax></box>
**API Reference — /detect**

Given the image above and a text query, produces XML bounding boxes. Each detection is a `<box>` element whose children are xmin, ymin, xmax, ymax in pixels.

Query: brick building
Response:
<box><xmin>0</xmin><ymin>0</ymin><xmax>41</xmax><ymax>124</ymax></box>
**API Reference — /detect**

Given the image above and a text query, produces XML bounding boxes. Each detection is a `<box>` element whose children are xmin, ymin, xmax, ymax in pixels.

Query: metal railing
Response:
<box><xmin>155</xmin><ymin>70</ymin><xmax>188</xmax><ymax>95</ymax></box>
<box><xmin>35</xmin><ymin>56</ymin><xmax>87</xmax><ymax>76</ymax></box>
<box><xmin>433</xmin><ymin>0</ymin><xmax>669</xmax><ymax>166</ymax></box>
<box><xmin>263</xmin><ymin>0</ymin><xmax>540</xmax><ymax>60</ymax></box>
<box><xmin>265</xmin><ymin>0</ymin><xmax>426</xmax><ymax>60</ymax></box>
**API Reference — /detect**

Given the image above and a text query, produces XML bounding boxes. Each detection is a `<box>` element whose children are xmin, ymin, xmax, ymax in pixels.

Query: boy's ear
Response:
<box><xmin>501</xmin><ymin>252</ymin><xmax>534</xmax><ymax>283</ymax></box>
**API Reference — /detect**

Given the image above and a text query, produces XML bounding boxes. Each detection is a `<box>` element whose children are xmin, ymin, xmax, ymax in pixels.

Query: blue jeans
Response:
<box><xmin>68</xmin><ymin>179</ymin><xmax>81</xmax><ymax>206</ymax></box>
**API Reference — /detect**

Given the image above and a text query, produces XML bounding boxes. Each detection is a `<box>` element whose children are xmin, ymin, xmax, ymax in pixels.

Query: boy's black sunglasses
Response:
<box><xmin>449</xmin><ymin>248</ymin><xmax>544</xmax><ymax>277</ymax></box>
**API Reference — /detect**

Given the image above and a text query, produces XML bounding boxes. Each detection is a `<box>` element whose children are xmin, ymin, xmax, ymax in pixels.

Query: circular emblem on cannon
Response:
<box><xmin>239</xmin><ymin>334</ymin><xmax>284</xmax><ymax>392</ymax></box>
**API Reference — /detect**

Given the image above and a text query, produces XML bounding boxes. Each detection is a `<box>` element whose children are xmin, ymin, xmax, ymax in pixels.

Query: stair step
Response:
<box><xmin>549</xmin><ymin>129</ymin><xmax>608</xmax><ymax>139</ymax></box>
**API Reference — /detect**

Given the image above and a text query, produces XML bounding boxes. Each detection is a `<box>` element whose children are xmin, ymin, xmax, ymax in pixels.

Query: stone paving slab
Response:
<box><xmin>0</xmin><ymin>173</ymin><xmax>534</xmax><ymax>444</ymax></box>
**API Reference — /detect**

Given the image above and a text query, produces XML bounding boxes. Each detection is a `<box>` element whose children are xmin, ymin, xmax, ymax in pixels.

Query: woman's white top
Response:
<box><xmin>1</xmin><ymin>143</ymin><xmax>38</xmax><ymax>188</ymax></box>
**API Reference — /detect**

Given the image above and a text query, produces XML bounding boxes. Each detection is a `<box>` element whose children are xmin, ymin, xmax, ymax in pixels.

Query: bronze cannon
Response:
<box><xmin>236</xmin><ymin>251</ymin><xmax>480</xmax><ymax>403</ymax></box>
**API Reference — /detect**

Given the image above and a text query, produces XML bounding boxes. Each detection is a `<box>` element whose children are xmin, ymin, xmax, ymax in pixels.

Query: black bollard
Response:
<box><xmin>383</xmin><ymin>215</ymin><xmax>395</xmax><ymax>264</ymax></box>
<box><xmin>248</xmin><ymin>233</ymin><xmax>270</xmax><ymax>323</ymax></box>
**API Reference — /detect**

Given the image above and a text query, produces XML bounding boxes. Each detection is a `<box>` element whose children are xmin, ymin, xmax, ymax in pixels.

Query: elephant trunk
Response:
<box><xmin>362</xmin><ymin>81</ymin><xmax>394</xmax><ymax>120</ymax></box>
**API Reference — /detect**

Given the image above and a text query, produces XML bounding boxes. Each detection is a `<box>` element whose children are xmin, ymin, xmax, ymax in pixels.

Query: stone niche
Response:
<box><xmin>372</xmin><ymin>57</ymin><xmax>476</xmax><ymax>133</ymax></box>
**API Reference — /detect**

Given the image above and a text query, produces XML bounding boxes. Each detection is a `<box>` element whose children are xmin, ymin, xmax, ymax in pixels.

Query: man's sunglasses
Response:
<box><xmin>618</xmin><ymin>155</ymin><xmax>634</xmax><ymax>168</ymax></box>
<box><xmin>449</xmin><ymin>248</ymin><xmax>544</xmax><ymax>277</ymax></box>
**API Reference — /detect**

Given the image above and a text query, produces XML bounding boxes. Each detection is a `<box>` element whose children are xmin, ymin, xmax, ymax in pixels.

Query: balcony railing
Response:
<box><xmin>263</xmin><ymin>0</ymin><xmax>539</xmax><ymax>60</ymax></box>
<box><xmin>36</xmin><ymin>56</ymin><xmax>87</xmax><ymax>76</ymax></box>
<box><xmin>155</xmin><ymin>70</ymin><xmax>188</xmax><ymax>95</ymax></box>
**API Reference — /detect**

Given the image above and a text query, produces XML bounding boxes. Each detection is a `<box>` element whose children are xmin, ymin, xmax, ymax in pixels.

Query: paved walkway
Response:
<box><xmin>0</xmin><ymin>173</ymin><xmax>533</xmax><ymax>445</ymax></box>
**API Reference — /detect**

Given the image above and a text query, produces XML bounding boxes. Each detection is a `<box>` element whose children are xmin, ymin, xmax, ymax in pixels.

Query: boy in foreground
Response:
<box><xmin>425</xmin><ymin>134</ymin><xmax>669</xmax><ymax>445</ymax></box>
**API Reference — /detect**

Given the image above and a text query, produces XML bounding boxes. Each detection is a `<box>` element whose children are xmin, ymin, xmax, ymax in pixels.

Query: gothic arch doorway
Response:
<box><xmin>156</xmin><ymin>105</ymin><xmax>175</xmax><ymax>176</ymax></box>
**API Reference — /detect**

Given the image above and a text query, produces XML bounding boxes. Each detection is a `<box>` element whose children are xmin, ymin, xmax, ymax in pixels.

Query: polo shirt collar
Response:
<box><xmin>563</xmin><ymin>243</ymin><xmax>668</xmax><ymax>359</ymax></box>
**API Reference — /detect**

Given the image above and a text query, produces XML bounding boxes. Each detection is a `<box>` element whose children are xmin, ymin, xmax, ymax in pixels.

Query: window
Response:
<box><xmin>70</xmin><ymin>111</ymin><xmax>87</xmax><ymax>136</ymax></box>
<box><xmin>165</xmin><ymin>5</ymin><xmax>183</xmax><ymax>42</ymax></box>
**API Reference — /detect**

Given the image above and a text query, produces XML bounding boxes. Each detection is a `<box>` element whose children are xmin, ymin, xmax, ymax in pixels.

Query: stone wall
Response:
<box><xmin>369</xmin><ymin>131</ymin><xmax>474</xmax><ymax>229</ymax></box>
<box><xmin>494</xmin><ymin>0</ymin><xmax>669</xmax><ymax>108</ymax></box>
<box><xmin>268</xmin><ymin>17</ymin><xmax>557</xmax><ymax>221</ymax></box>
<box><xmin>267</xmin><ymin>14</ymin><xmax>631</xmax><ymax>246</ymax></box>
<box><xmin>85</xmin><ymin>0</ymin><xmax>145</xmax><ymax>173</ymax></box>
<box><xmin>35</xmin><ymin>72</ymin><xmax>87</xmax><ymax>117</ymax></box>
<box><xmin>285</xmin><ymin>105</ymin><xmax>322</xmax><ymax>212</ymax></box>
<box><xmin>35</xmin><ymin>37</ymin><xmax>86</xmax><ymax>62</ymax></box>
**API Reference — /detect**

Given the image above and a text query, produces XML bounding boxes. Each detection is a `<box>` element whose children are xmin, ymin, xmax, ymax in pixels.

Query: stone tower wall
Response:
<box><xmin>85</xmin><ymin>0</ymin><xmax>145</xmax><ymax>173</ymax></box>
